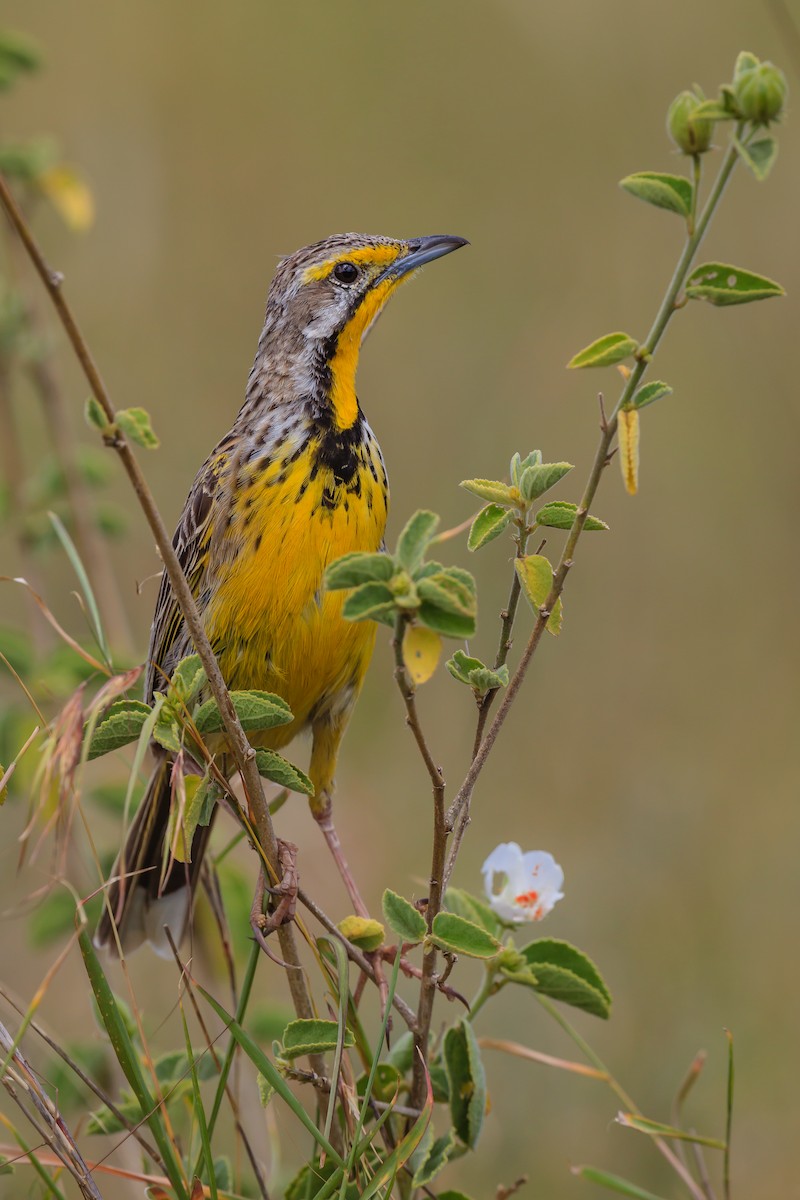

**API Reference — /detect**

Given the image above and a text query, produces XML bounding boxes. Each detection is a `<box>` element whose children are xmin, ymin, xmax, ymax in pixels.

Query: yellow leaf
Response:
<box><xmin>337</xmin><ymin>915</ymin><xmax>385</xmax><ymax>951</ymax></box>
<box><xmin>39</xmin><ymin>166</ymin><xmax>95</xmax><ymax>232</ymax></box>
<box><xmin>403</xmin><ymin>624</ymin><xmax>442</xmax><ymax>684</ymax></box>
<box><xmin>514</xmin><ymin>555</ymin><xmax>563</xmax><ymax>636</ymax></box>
<box><xmin>618</xmin><ymin>407</ymin><xmax>640</xmax><ymax>495</ymax></box>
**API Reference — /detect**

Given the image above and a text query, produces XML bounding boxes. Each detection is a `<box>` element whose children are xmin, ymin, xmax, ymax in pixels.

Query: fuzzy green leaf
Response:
<box><xmin>382</xmin><ymin>889</ymin><xmax>427</xmax><ymax>943</ymax></box>
<box><xmin>534</xmin><ymin>500</ymin><xmax>608</xmax><ymax>532</ymax></box>
<box><xmin>430</xmin><ymin>912</ymin><xmax>501</xmax><ymax>958</ymax></box>
<box><xmin>633</xmin><ymin>380</ymin><xmax>673</xmax><ymax>409</ymax></box>
<box><xmin>85</xmin><ymin>700</ymin><xmax>151</xmax><ymax>760</ymax></box>
<box><xmin>170</xmin><ymin>654</ymin><xmax>206</xmax><ymax>704</ymax></box>
<box><xmin>619</xmin><ymin>171</ymin><xmax>693</xmax><ymax>217</ymax></box>
<box><xmin>152</xmin><ymin>715</ymin><xmax>182</xmax><ymax>753</ymax></box>
<box><xmin>515</xmin><ymin>555</ymin><xmax>563</xmax><ymax>635</ymax></box>
<box><xmin>419</xmin><ymin>604</ymin><xmax>476</xmax><ymax>639</ymax></box>
<box><xmin>154</xmin><ymin>1048</ymin><xmax>218</xmax><ymax>1086</ymax></box>
<box><xmin>193</xmin><ymin>690</ymin><xmax>292</xmax><ymax>735</ymax></box>
<box><xmin>685</xmin><ymin>262</ymin><xmax>785</xmax><ymax>306</ymax></box>
<box><xmin>396</xmin><ymin>509</ymin><xmax>440</xmax><ymax>572</ymax></box>
<box><xmin>281</xmin><ymin>1018</ymin><xmax>354</xmax><ymax>1060</ymax></box>
<box><xmin>116</xmin><ymin>406</ymin><xmax>160</xmax><ymax>449</ymax></box>
<box><xmin>518</xmin><ymin>937</ymin><xmax>611</xmax><ymax>1018</ymax></box>
<box><xmin>734</xmin><ymin>135</ymin><xmax>778</xmax><ymax>181</ymax></box>
<box><xmin>341</xmin><ymin>580</ymin><xmax>397</xmax><ymax>622</ymax></box>
<box><xmin>444</xmin><ymin>1019</ymin><xmax>487</xmax><ymax>1148</ymax></box>
<box><xmin>324</xmin><ymin>551</ymin><xmax>395</xmax><ymax>590</ymax></box>
<box><xmin>84</xmin><ymin>395</ymin><xmax>109</xmax><ymax>433</ymax></box>
<box><xmin>445</xmin><ymin>649</ymin><xmax>486</xmax><ymax>684</ymax></box>
<box><xmin>443</xmin><ymin>887</ymin><xmax>501</xmax><ymax>936</ymax></box>
<box><xmin>254</xmin><ymin>749</ymin><xmax>313</xmax><ymax>795</ymax></box>
<box><xmin>468</xmin><ymin>503</ymin><xmax>512</xmax><ymax>551</ymax></box>
<box><xmin>567</xmin><ymin>332</ymin><xmax>639</xmax><ymax>369</ymax></box>
<box><xmin>412</xmin><ymin>1130</ymin><xmax>459</xmax><ymax>1188</ymax></box>
<box><xmin>519</xmin><ymin>461</ymin><xmax>574</xmax><ymax>503</ymax></box>
<box><xmin>417</xmin><ymin>569</ymin><xmax>476</xmax><ymax>619</ymax></box>
<box><xmin>460</xmin><ymin>478</ymin><xmax>516</xmax><ymax>505</ymax></box>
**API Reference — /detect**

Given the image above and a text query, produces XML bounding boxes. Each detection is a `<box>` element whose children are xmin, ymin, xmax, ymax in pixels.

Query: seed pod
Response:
<box><xmin>667</xmin><ymin>88</ymin><xmax>713</xmax><ymax>154</ymax></box>
<box><xmin>734</xmin><ymin>60</ymin><xmax>788</xmax><ymax>125</ymax></box>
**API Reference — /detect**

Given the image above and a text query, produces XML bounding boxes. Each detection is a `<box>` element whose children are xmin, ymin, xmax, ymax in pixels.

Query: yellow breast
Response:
<box><xmin>203</xmin><ymin>442</ymin><xmax>388</xmax><ymax>741</ymax></box>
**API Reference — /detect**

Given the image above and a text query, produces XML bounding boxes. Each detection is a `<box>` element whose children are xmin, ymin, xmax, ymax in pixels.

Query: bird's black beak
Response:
<box><xmin>376</xmin><ymin>234</ymin><xmax>469</xmax><ymax>284</ymax></box>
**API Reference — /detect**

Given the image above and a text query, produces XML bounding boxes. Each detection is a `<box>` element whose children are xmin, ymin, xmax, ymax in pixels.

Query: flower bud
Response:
<box><xmin>734</xmin><ymin>60</ymin><xmax>788</xmax><ymax>125</ymax></box>
<box><xmin>733</xmin><ymin>51</ymin><xmax>760</xmax><ymax>82</ymax></box>
<box><xmin>667</xmin><ymin>88</ymin><xmax>713</xmax><ymax>154</ymax></box>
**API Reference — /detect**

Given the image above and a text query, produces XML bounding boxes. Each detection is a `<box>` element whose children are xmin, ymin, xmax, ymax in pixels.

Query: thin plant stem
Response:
<box><xmin>444</xmin><ymin>131</ymin><xmax>743</xmax><ymax>851</ymax></box>
<box><xmin>0</xmin><ymin>170</ymin><xmax>315</xmax><ymax>1027</ymax></box>
<box><xmin>536</xmin><ymin>994</ymin><xmax>707</xmax><ymax>1200</ymax></box>
<box><xmin>392</xmin><ymin>614</ymin><xmax>447</xmax><ymax>1109</ymax></box>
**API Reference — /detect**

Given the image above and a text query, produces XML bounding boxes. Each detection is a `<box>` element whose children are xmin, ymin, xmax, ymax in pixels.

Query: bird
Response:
<box><xmin>95</xmin><ymin>231</ymin><xmax>468</xmax><ymax>956</ymax></box>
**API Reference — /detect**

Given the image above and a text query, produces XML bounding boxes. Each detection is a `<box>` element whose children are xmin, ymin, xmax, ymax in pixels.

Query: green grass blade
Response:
<box><xmin>180</xmin><ymin>1005</ymin><xmax>217</xmax><ymax>1200</ymax></box>
<box><xmin>198</xmin><ymin>984</ymin><xmax>345</xmax><ymax>1168</ymax></box>
<box><xmin>617</xmin><ymin>1112</ymin><xmax>726</xmax><ymax>1150</ymax></box>
<box><xmin>77</xmin><ymin>925</ymin><xmax>188</xmax><ymax>1197</ymax></box>
<box><xmin>572</xmin><ymin>1165</ymin><xmax>670</xmax><ymax>1200</ymax></box>
<box><xmin>321</xmin><ymin>937</ymin><xmax>350</xmax><ymax>1157</ymax></box>
<box><xmin>48</xmin><ymin>510</ymin><xmax>112</xmax><ymax>668</ymax></box>
<box><xmin>724</xmin><ymin>1029</ymin><xmax>734</xmax><ymax>1200</ymax></box>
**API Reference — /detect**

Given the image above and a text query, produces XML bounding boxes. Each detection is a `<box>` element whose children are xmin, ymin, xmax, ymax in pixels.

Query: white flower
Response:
<box><xmin>481</xmin><ymin>842</ymin><xmax>564</xmax><ymax>924</ymax></box>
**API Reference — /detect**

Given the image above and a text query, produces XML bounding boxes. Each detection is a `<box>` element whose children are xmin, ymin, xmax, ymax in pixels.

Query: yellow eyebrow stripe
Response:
<box><xmin>302</xmin><ymin>243</ymin><xmax>403</xmax><ymax>282</ymax></box>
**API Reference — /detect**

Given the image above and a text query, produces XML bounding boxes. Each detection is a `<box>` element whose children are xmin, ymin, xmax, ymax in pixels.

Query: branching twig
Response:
<box><xmin>0</xmin><ymin>172</ymin><xmax>316</xmax><ymax>1029</ymax></box>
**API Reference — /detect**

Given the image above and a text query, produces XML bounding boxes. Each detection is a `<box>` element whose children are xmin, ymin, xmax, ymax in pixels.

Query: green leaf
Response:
<box><xmin>170</xmin><ymin>654</ymin><xmax>206</xmax><ymax>704</ymax></box>
<box><xmin>257</xmin><ymin>1072</ymin><xmax>275</xmax><ymax>1106</ymax></box>
<box><xmin>632</xmin><ymin>380</ymin><xmax>672</xmax><ymax>409</ymax></box>
<box><xmin>439</xmin><ymin>1193</ymin><xmax>477</xmax><ymax>1200</ymax></box>
<box><xmin>430</xmin><ymin>912</ymin><xmax>501</xmax><ymax>958</ymax></box>
<box><xmin>519</xmin><ymin>461</ymin><xmax>574</xmax><ymax>503</ymax></box>
<box><xmin>152</xmin><ymin>715</ymin><xmax>182</xmax><ymax>753</ymax></box>
<box><xmin>396</xmin><ymin>509</ymin><xmax>440</xmax><ymax>572</ymax></box>
<box><xmin>460</xmin><ymin>478</ymin><xmax>516</xmax><ymax>505</ymax></box>
<box><xmin>0</xmin><ymin>31</ymin><xmax>42</xmax><ymax>85</ymax></box>
<box><xmin>340</xmin><ymin>580</ymin><xmax>398</xmax><ymax>623</ymax></box>
<box><xmin>324</xmin><ymin>551</ymin><xmax>395</xmax><ymax>590</ymax></box>
<box><xmin>685</xmin><ymin>262</ymin><xmax>785</xmax><ymax>306</ymax></box>
<box><xmin>85</xmin><ymin>700</ymin><xmax>151</xmax><ymax>760</ymax></box>
<box><xmin>446</xmin><ymin>650</ymin><xmax>508</xmax><ymax>692</ymax></box>
<box><xmin>444</xmin><ymin>1018</ymin><xmax>487</xmax><ymax>1148</ymax></box>
<box><xmin>254</xmin><ymin>748</ymin><xmax>313</xmax><ymax>795</ymax></box>
<box><xmin>115</xmin><ymin>406</ymin><xmax>160</xmax><ymax>449</ymax></box>
<box><xmin>534</xmin><ymin>500</ymin><xmax>608</xmax><ymax>532</ymax></box>
<box><xmin>445</xmin><ymin>649</ymin><xmax>485</xmax><ymax>684</ymax></box>
<box><xmin>29</xmin><ymin>889</ymin><xmax>76</xmax><ymax>946</ymax></box>
<box><xmin>382</xmin><ymin>889</ymin><xmax>427</xmax><ymax>943</ymax></box>
<box><xmin>619</xmin><ymin>171</ymin><xmax>693</xmax><ymax>217</ymax></box>
<box><xmin>193</xmin><ymin>690</ymin><xmax>292</xmax><ymax>735</ymax></box>
<box><xmin>337</xmin><ymin>915</ymin><xmax>385</xmax><ymax>952</ymax></box>
<box><xmin>280</xmin><ymin>1018</ymin><xmax>354</xmax><ymax>1060</ymax></box>
<box><xmin>518</xmin><ymin>938</ymin><xmax>611</xmax><ymax>1018</ymax></box>
<box><xmin>515</xmin><ymin>555</ymin><xmax>563</xmax><ymax>635</ymax></box>
<box><xmin>468</xmin><ymin>503</ymin><xmax>512</xmax><ymax>551</ymax></box>
<box><xmin>84</xmin><ymin>394</ymin><xmax>109</xmax><ymax>433</ymax></box>
<box><xmin>154</xmin><ymin>1048</ymin><xmax>218</xmax><ymax>1086</ymax></box>
<box><xmin>86</xmin><ymin>1094</ymin><xmax>142</xmax><ymax>1136</ymax></box>
<box><xmin>443</xmin><ymin>887</ymin><xmax>501</xmax><ymax>936</ymax></box>
<box><xmin>572</xmin><ymin>1166</ymin><xmax>670</xmax><ymax>1200</ymax></box>
<box><xmin>567</xmin><ymin>331</ymin><xmax>639</xmax><ymax>369</ymax></box>
<box><xmin>691</xmin><ymin>98</ymin><xmax>735</xmax><ymax>122</ymax></box>
<box><xmin>167</xmin><ymin>774</ymin><xmax>212</xmax><ymax>864</ymax></box>
<box><xmin>419</xmin><ymin>603</ymin><xmax>476</xmax><ymax>639</ymax></box>
<box><xmin>412</xmin><ymin>1129</ymin><xmax>459</xmax><ymax>1188</ymax></box>
<box><xmin>733</xmin><ymin>134</ymin><xmax>778</xmax><ymax>181</ymax></box>
<box><xmin>417</xmin><ymin>568</ymin><xmax>476</xmax><ymax>619</ymax></box>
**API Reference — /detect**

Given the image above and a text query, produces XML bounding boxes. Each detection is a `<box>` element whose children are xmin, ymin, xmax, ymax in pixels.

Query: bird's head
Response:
<box><xmin>257</xmin><ymin>232</ymin><xmax>468</xmax><ymax>428</ymax></box>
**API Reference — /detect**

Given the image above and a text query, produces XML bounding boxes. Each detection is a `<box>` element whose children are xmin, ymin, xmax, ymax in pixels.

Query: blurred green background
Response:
<box><xmin>1</xmin><ymin>1</ymin><xmax>799</xmax><ymax>1196</ymax></box>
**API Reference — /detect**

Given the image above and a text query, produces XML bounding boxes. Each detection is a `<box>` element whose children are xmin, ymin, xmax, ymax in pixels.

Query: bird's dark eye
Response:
<box><xmin>333</xmin><ymin>261</ymin><xmax>359</xmax><ymax>284</ymax></box>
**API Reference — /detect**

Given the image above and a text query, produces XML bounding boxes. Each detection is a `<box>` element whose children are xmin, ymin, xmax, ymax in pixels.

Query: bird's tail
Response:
<box><xmin>94</xmin><ymin>756</ymin><xmax>215</xmax><ymax>957</ymax></box>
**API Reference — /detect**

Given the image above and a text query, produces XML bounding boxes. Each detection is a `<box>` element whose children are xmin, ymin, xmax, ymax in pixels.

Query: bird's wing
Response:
<box><xmin>143</xmin><ymin>451</ymin><xmax>228</xmax><ymax>704</ymax></box>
